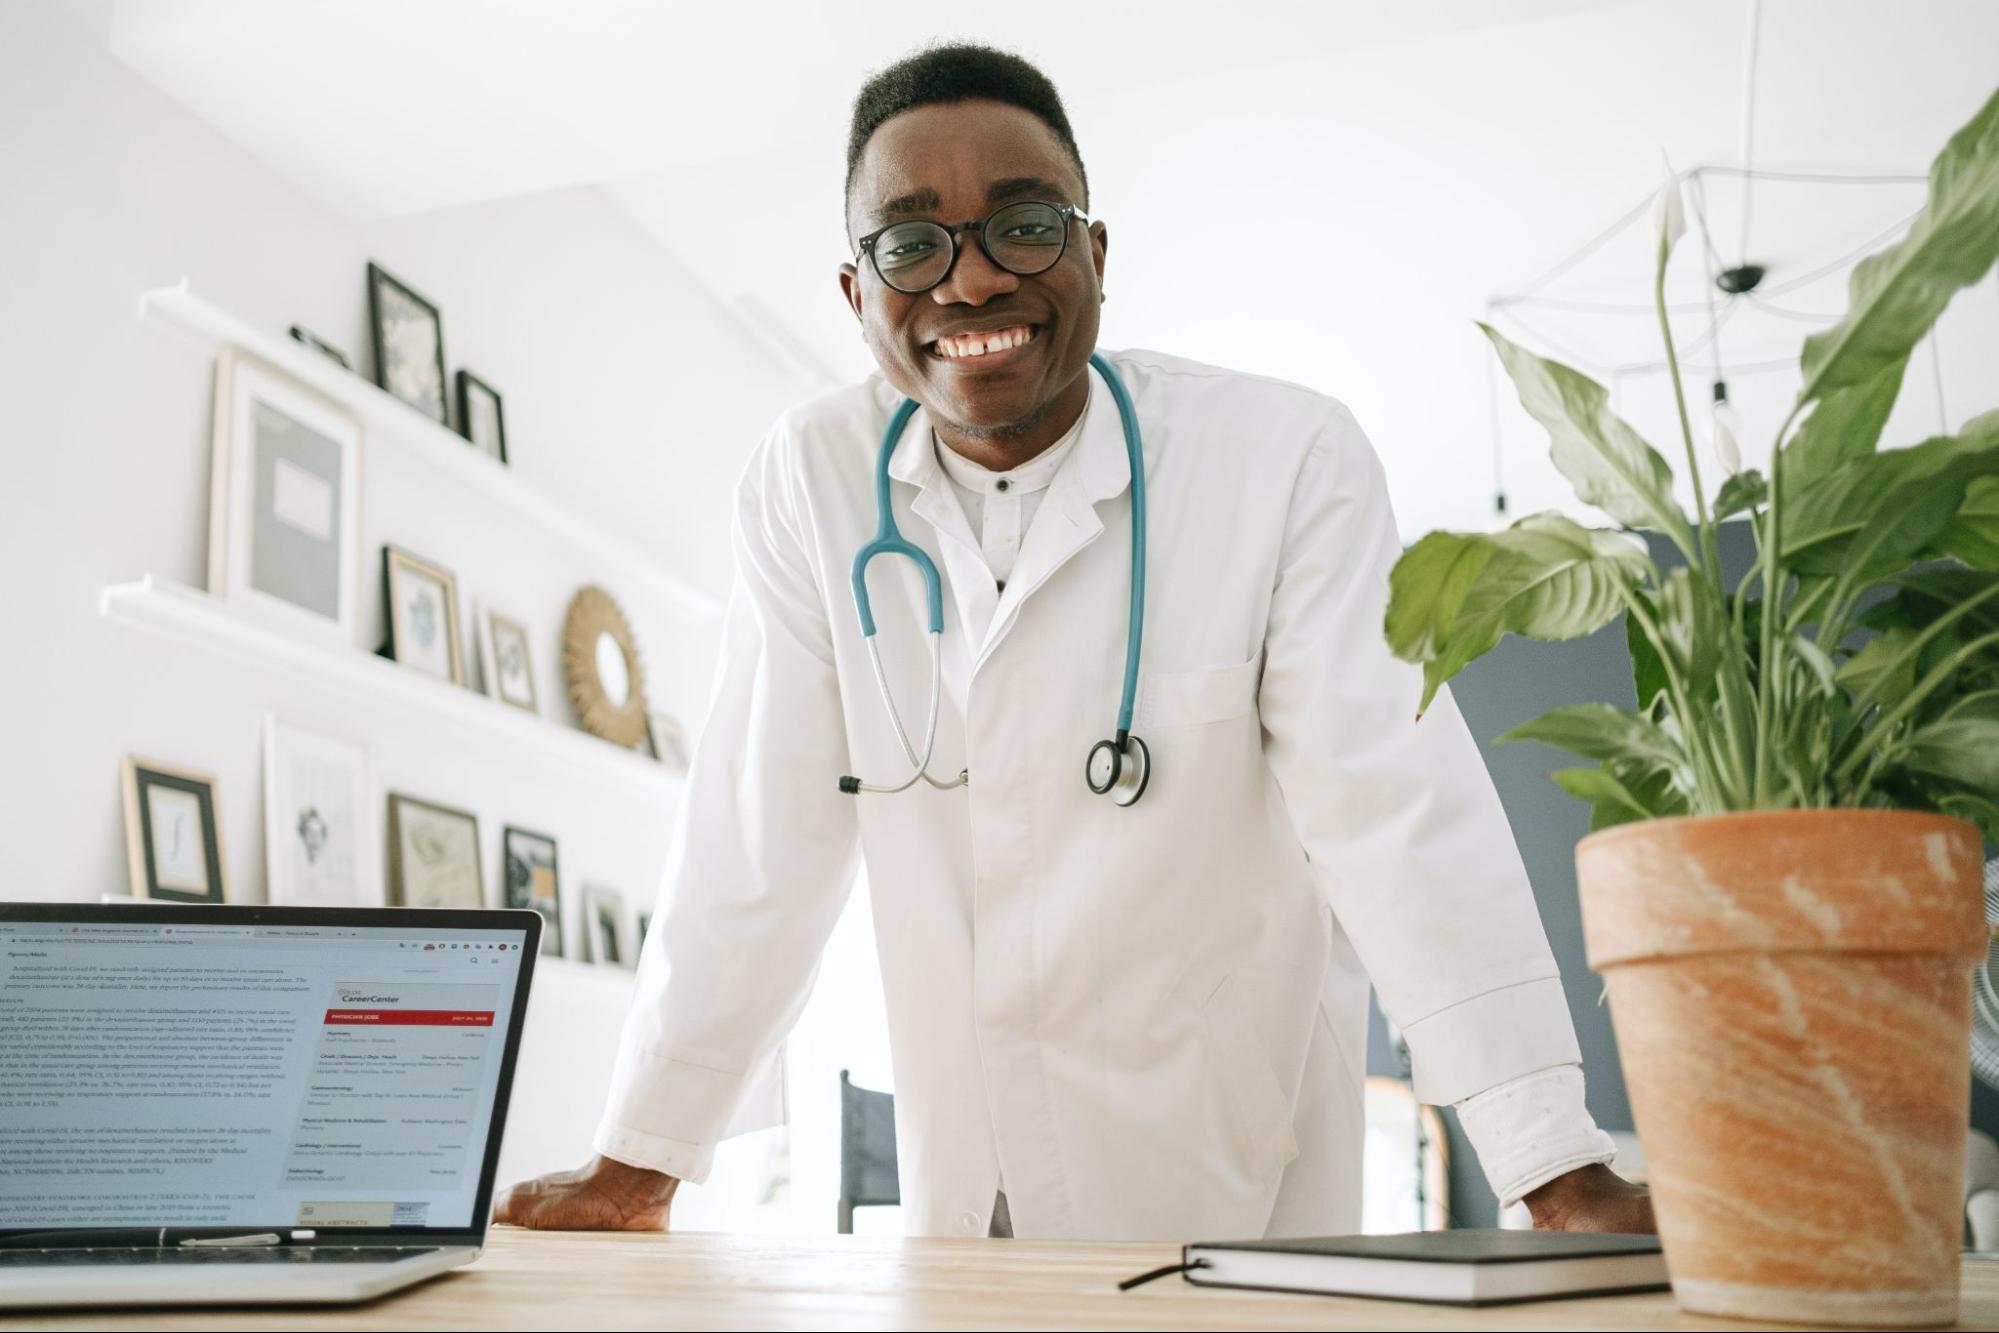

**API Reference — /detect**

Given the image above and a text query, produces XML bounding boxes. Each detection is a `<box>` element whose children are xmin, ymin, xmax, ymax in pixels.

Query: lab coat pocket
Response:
<box><xmin>1198</xmin><ymin>974</ymin><xmax>1300</xmax><ymax>1181</ymax></box>
<box><xmin>1140</xmin><ymin>654</ymin><xmax>1262</xmax><ymax>729</ymax></box>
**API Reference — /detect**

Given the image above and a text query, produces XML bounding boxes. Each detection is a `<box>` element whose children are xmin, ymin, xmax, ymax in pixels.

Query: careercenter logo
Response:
<box><xmin>336</xmin><ymin>988</ymin><xmax>402</xmax><ymax>1004</ymax></box>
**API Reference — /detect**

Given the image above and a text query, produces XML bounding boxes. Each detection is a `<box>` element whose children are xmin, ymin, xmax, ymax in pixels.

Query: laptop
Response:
<box><xmin>0</xmin><ymin>902</ymin><xmax>540</xmax><ymax>1309</ymax></box>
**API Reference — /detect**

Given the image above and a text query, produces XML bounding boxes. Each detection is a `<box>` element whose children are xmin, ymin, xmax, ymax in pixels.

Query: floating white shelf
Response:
<box><xmin>102</xmin><ymin>575</ymin><xmax>686</xmax><ymax>801</ymax></box>
<box><xmin>136</xmin><ymin>279</ymin><xmax>722</xmax><ymax>624</ymax></box>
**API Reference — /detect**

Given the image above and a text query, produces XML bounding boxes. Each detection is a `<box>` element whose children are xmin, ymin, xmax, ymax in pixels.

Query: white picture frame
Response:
<box><xmin>263</xmin><ymin>718</ymin><xmax>379</xmax><ymax>908</ymax></box>
<box><xmin>583</xmin><ymin>883</ymin><xmax>632</xmax><ymax>968</ymax></box>
<box><xmin>208</xmin><ymin>347</ymin><xmax>362</xmax><ymax>649</ymax></box>
<box><xmin>479</xmin><ymin>605</ymin><xmax>539</xmax><ymax>714</ymax></box>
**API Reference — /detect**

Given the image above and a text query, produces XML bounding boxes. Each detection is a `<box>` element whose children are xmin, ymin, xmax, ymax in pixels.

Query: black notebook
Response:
<box><xmin>1183</xmin><ymin>1229</ymin><xmax>1667</xmax><ymax>1306</ymax></box>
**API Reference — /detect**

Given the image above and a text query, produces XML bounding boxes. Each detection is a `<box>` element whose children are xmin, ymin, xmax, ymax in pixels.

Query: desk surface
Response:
<box><xmin>6</xmin><ymin>1230</ymin><xmax>1999</xmax><ymax>1331</ymax></box>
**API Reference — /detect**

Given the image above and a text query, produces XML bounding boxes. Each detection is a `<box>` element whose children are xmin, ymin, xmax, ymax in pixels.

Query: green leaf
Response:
<box><xmin>1626</xmin><ymin>593</ymin><xmax>1670</xmax><ymax>713</ymax></box>
<box><xmin>1480</xmin><ymin>323</ymin><xmax>1692</xmax><ymax>546</ymax></box>
<box><xmin>1937</xmin><ymin>790</ymin><xmax>1999</xmax><ymax>844</ymax></box>
<box><xmin>1896</xmin><ymin>714</ymin><xmax>1999</xmax><ymax>794</ymax></box>
<box><xmin>1656</xmin><ymin>566</ymin><xmax>1727</xmax><ymax>686</ymax></box>
<box><xmin>1392</xmin><ymin>513</ymin><xmax>1652</xmax><ymax>713</ymax></box>
<box><xmin>1782</xmin><ymin>414</ymin><xmax>1999</xmax><ymax>579</ymax></box>
<box><xmin>1552</xmin><ymin>761</ymin><xmax>1689</xmax><ymax>832</ymax></box>
<box><xmin>1936</xmin><ymin>475</ymin><xmax>1999</xmax><ymax>568</ymax></box>
<box><xmin>1386</xmin><ymin>530</ymin><xmax>1498</xmax><ymax>706</ymax></box>
<box><xmin>1792</xmin><ymin>634</ymin><xmax>1839</xmax><ymax>697</ymax></box>
<box><xmin>1797</xmin><ymin>85</ymin><xmax>1999</xmax><ymax>403</ymax></box>
<box><xmin>1782</xmin><ymin>356</ymin><xmax>1908</xmax><ymax>489</ymax></box>
<box><xmin>1835</xmin><ymin>628</ymin><xmax>1921</xmax><ymax>705</ymax></box>
<box><xmin>1713</xmin><ymin>469</ymin><xmax>1768</xmax><ymax>521</ymax></box>
<box><xmin>1498</xmin><ymin>703</ymin><xmax>1686</xmax><ymax>771</ymax></box>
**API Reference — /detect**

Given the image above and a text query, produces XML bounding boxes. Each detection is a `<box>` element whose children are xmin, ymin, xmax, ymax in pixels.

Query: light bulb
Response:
<box><xmin>1708</xmin><ymin>382</ymin><xmax>1743</xmax><ymax>476</ymax></box>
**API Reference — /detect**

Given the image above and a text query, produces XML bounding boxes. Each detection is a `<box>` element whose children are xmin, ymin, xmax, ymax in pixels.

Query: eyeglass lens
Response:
<box><xmin>872</xmin><ymin>202</ymin><xmax>1069</xmax><ymax>294</ymax></box>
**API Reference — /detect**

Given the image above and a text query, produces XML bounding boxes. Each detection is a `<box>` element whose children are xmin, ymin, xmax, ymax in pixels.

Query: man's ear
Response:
<box><xmin>1089</xmin><ymin>221</ymin><xmax>1109</xmax><ymax>291</ymax></box>
<box><xmin>838</xmin><ymin>263</ymin><xmax>864</xmax><ymax>326</ymax></box>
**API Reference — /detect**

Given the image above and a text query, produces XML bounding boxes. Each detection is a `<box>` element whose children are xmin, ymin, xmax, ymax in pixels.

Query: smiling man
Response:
<box><xmin>496</xmin><ymin>43</ymin><xmax>1651</xmax><ymax>1241</ymax></box>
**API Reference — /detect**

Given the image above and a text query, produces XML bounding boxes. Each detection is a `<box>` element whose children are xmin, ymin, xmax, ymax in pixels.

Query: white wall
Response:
<box><xmin>0</xmin><ymin>2</ymin><xmax>833</xmax><ymax>1231</ymax></box>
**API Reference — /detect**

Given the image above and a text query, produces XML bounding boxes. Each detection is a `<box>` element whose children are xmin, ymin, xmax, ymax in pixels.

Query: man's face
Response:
<box><xmin>840</xmin><ymin>100</ymin><xmax>1106</xmax><ymax>439</ymax></box>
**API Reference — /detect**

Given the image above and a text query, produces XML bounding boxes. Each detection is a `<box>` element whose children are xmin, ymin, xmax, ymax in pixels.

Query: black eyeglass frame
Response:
<box><xmin>855</xmin><ymin>202</ymin><xmax>1090</xmax><ymax>294</ymax></box>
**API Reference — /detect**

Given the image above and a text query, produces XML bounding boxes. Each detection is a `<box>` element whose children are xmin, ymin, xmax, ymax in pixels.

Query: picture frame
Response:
<box><xmin>456</xmin><ymin>369</ymin><xmax>507</xmax><ymax>464</ymax></box>
<box><xmin>386</xmin><ymin>793</ymin><xmax>482</xmax><ymax>909</ymax></box>
<box><xmin>478</xmin><ymin>606</ymin><xmax>539</xmax><ymax>714</ymax></box>
<box><xmin>366</xmin><ymin>261</ymin><xmax>448</xmax><ymax>426</ymax></box>
<box><xmin>502</xmin><ymin>826</ymin><xmax>562</xmax><ymax>958</ymax></box>
<box><xmin>382</xmin><ymin>545</ymin><xmax>465</xmax><ymax>686</ymax></box>
<box><xmin>583</xmin><ymin>883</ymin><xmax>631</xmax><ymax>967</ymax></box>
<box><xmin>287</xmin><ymin>324</ymin><xmax>352</xmax><ymax>371</ymax></box>
<box><xmin>645</xmin><ymin>711</ymin><xmax>688</xmax><ymax>770</ymax></box>
<box><xmin>263</xmin><ymin>718</ymin><xmax>379</xmax><ymax>908</ymax></box>
<box><xmin>121</xmin><ymin>757</ymin><xmax>227</xmax><ymax>904</ymax></box>
<box><xmin>208</xmin><ymin>347</ymin><xmax>362</xmax><ymax>649</ymax></box>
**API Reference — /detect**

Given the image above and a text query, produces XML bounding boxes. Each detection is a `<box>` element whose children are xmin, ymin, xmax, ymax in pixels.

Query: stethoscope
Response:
<box><xmin>836</xmin><ymin>353</ymin><xmax>1150</xmax><ymax>807</ymax></box>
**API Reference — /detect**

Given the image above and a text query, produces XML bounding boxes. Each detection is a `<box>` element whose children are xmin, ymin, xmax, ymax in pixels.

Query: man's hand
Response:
<box><xmin>1522</xmin><ymin>1163</ymin><xmax>1655</xmax><ymax>1233</ymax></box>
<box><xmin>492</xmin><ymin>1155</ymin><xmax>680</xmax><ymax>1231</ymax></box>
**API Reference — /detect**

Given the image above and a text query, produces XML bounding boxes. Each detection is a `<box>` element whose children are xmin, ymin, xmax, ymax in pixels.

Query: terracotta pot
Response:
<box><xmin>1579</xmin><ymin>810</ymin><xmax>1987</xmax><ymax>1327</ymax></box>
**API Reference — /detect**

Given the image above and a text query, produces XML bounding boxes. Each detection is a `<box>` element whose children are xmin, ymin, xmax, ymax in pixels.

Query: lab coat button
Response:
<box><xmin>959</xmin><ymin>1210</ymin><xmax>981</xmax><ymax>1234</ymax></box>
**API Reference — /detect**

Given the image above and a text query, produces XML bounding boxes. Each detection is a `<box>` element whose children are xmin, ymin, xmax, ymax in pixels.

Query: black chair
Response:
<box><xmin>837</xmin><ymin>1069</ymin><xmax>899</xmax><ymax>1233</ymax></box>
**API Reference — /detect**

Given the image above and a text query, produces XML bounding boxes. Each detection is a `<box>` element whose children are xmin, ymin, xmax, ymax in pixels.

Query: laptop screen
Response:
<box><xmin>0</xmin><ymin>908</ymin><xmax>536</xmax><ymax>1236</ymax></box>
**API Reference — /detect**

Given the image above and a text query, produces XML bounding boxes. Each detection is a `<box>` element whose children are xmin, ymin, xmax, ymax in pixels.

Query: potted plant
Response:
<box><xmin>1384</xmin><ymin>87</ymin><xmax>1999</xmax><ymax>1327</ymax></box>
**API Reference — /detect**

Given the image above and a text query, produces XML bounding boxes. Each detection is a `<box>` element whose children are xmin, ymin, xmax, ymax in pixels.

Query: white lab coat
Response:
<box><xmin>597</xmin><ymin>350</ymin><xmax>1583</xmax><ymax>1240</ymax></box>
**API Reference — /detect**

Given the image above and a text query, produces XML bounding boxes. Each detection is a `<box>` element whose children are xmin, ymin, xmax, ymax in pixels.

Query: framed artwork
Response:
<box><xmin>121</xmin><ymin>757</ymin><xmax>226</xmax><ymax>904</ymax></box>
<box><xmin>583</xmin><ymin>883</ymin><xmax>631</xmax><ymax>967</ymax></box>
<box><xmin>562</xmin><ymin>586</ymin><xmax>648</xmax><ymax>748</ymax></box>
<box><xmin>263</xmin><ymin>719</ymin><xmax>378</xmax><ymax>907</ymax></box>
<box><xmin>479</xmin><ymin>607</ymin><xmax>539</xmax><ymax>714</ymax></box>
<box><xmin>645</xmin><ymin>711</ymin><xmax>688</xmax><ymax>770</ymax></box>
<box><xmin>386</xmin><ymin>793</ymin><xmax>482</xmax><ymax>909</ymax></box>
<box><xmin>208</xmin><ymin>347</ymin><xmax>362</xmax><ymax>649</ymax></box>
<box><xmin>383</xmin><ymin>546</ymin><xmax>464</xmax><ymax>685</ymax></box>
<box><xmin>502</xmin><ymin>826</ymin><xmax>562</xmax><ymax>958</ymax></box>
<box><xmin>366</xmin><ymin>262</ymin><xmax>448</xmax><ymax>425</ymax></box>
<box><xmin>287</xmin><ymin>325</ymin><xmax>352</xmax><ymax>371</ymax></box>
<box><xmin>456</xmin><ymin>370</ymin><xmax>507</xmax><ymax>463</ymax></box>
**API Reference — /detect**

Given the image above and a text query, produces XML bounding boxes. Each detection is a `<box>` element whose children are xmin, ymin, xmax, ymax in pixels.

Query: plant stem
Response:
<box><xmin>1754</xmin><ymin>402</ymin><xmax>1804</xmax><ymax>804</ymax></box>
<box><xmin>1830</xmin><ymin>626</ymin><xmax>1999</xmax><ymax>786</ymax></box>
<box><xmin>1619</xmin><ymin>584</ymin><xmax>1726</xmax><ymax>808</ymax></box>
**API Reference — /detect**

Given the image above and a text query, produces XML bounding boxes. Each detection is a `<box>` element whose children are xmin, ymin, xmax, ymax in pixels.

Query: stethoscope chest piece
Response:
<box><xmin>1086</xmin><ymin>734</ymin><xmax>1150</xmax><ymax>807</ymax></box>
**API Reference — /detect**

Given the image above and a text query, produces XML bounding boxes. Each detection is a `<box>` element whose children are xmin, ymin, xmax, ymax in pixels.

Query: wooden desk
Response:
<box><xmin>6</xmin><ymin>1231</ymin><xmax>1999</xmax><ymax>1331</ymax></box>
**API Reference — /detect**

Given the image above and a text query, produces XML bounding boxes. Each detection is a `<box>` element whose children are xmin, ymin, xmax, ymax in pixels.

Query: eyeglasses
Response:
<box><xmin>855</xmin><ymin>200</ymin><xmax>1088</xmax><ymax>295</ymax></box>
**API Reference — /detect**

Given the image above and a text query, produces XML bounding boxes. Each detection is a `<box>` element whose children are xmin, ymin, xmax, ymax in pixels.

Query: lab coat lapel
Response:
<box><xmin>973</xmin><ymin>363</ymin><xmax>1132</xmax><ymax>676</ymax></box>
<box><xmin>887</xmin><ymin>406</ymin><xmax>1002</xmax><ymax>656</ymax></box>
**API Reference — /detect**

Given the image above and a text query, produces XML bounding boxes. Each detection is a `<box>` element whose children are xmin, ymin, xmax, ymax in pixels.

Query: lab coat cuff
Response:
<box><xmin>1400</xmin><ymin>975</ymin><xmax>1581</xmax><ymax>1105</ymax></box>
<box><xmin>593</xmin><ymin>1121</ymin><xmax>718</xmax><ymax>1186</ymax></box>
<box><xmin>1454</xmin><ymin>1064</ymin><xmax>1618</xmax><ymax>1208</ymax></box>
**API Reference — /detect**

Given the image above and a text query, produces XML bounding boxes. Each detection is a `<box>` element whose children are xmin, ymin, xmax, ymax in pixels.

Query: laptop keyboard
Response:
<box><xmin>0</xmin><ymin>1246</ymin><xmax>441</xmax><ymax>1267</ymax></box>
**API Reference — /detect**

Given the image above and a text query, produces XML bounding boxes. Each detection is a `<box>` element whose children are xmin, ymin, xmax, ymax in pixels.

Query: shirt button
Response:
<box><xmin>995</xmin><ymin>479</ymin><xmax>1010</xmax><ymax>492</ymax></box>
<box><xmin>959</xmin><ymin>1210</ymin><xmax>981</xmax><ymax>1234</ymax></box>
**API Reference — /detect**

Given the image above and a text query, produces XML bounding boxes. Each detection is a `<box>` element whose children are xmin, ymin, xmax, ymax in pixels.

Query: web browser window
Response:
<box><xmin>0</xmin><ymin>921</ymin><xmax>528</xmax><ymax>1232</ymax></box>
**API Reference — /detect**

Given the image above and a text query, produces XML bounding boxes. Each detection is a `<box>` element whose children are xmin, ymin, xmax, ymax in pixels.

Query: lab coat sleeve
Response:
<box><xmin>1256</xmin><ymin>403</ymin><xmax>1584</xmax><ymax>1107</ymax></box>
<box><xmin>592</xmin><ymin>427</ymin><xmax>862</xmax><ymax>1185</ymax></box>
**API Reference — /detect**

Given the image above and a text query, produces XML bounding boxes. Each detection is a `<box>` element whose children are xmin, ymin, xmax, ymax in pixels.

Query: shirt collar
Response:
<box><xmin>886</xmin><ymin>358</ymin><xmax>1132</xmax><ymax>506</ymax></box>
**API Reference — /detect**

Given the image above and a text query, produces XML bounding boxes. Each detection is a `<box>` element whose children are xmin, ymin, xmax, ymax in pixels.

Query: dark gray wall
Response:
<box><xmin>1364</xmin><ymin>520</ymin><xmax>1998</xmax><ymax>1227</ymax></box>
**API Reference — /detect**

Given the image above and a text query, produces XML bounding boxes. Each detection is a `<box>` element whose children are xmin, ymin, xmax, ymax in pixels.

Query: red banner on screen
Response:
<box><xmin>323</xmin><ymin>1008</ymin><xmax>494</xmax><ymax>1027</ymax></box>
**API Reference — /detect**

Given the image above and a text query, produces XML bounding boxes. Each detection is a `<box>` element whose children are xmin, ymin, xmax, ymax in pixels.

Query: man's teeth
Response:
<box><xmin>934</xmin><ymin>326</ymin><xmax>1035</xmax><ymax>359</ymax></box>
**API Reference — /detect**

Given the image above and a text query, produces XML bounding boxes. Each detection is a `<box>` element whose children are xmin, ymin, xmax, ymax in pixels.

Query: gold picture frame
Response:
<box><xmin>562</xmin><ymin>585</ymin><xmax>648</xmax><ymax>747</ymax></box>
<box><xmin>382</xmin><ymin>545</ymin><xmax>464</xmax><ymax>686</ymax></box>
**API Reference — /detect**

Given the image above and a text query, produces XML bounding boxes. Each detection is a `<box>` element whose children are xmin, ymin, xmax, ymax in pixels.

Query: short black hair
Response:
<box><xmin>845</xmin><ymin>44</ymin><xmax>1088</xmax><ymax>212</ymax></box>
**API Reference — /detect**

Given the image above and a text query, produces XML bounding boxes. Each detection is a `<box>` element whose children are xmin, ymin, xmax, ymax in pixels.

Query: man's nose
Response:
<box><xmin>930</xmin><ymin>236</ymin><xmax>1020</xmax><ymax>307</ymax></box>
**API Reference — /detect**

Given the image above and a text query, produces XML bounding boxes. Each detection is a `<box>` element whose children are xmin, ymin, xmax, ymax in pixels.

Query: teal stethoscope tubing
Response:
<box><xmin>842</xmin><ymin>352</ymin><xmax>1148</xmax><ymax>798</ymax></box>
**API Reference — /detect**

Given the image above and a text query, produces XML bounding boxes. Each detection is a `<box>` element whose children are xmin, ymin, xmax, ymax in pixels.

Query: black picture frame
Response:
<box><xmin>456</xmin><ymin>369</ymin><xmax>508</xmax><ymax>464</ymax></box>
<box><xmin>502</xmin><ymin>825</ymin><xmax>562</xmax><ymax>958</ymax></box>
<box><xmin>366</xmin><ymin>261</ymin><xmax>449</xmax><ymax>426</ymax></box>
<box><xmin>121</xmin><ymin>757</ymin><xmax>227</xmax><ymax>903</ymax></box>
